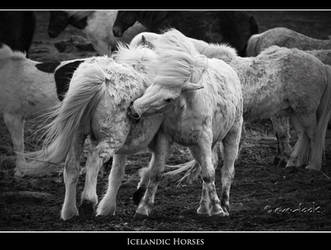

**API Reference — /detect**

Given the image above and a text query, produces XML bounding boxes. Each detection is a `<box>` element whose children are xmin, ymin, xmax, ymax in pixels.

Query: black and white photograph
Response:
<box><xmin>0</xmin><ymin>9</ymin><xmax>330</xmax><ymax>238</ymax></box>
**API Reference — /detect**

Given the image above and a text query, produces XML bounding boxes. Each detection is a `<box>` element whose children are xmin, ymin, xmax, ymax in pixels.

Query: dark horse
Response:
<box><xmin>0</xmin><ymin>11</ymin><xmax>36</xmax><ymax>57</ymax></box>
<box><xmin>113</xmin><ymin>11</ymin><xmax>259</xmax><ymax>56</ymax></box>
<box><xmin>48</xmin><ymin>11</ymin><xmax>90</xmax><ymax>38</ymax></box>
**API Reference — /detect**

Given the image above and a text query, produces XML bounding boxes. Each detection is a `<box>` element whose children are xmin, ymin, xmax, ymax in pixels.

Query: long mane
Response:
<box><xmin>115</xmin><ymin>43</ymin><xmax>158</xmax><ymax>69</ymax></box>
<box><xmin>150</xmin><ymin>29</ymin><xmax>208</xmax><ymax>88</ymax></box>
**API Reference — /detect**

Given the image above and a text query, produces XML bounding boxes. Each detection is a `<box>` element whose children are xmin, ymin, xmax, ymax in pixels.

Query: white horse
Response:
<box><xmin>246</xmin><ymin>27</ymin><xmax>331</xmax><ymax>57</ymax></box>
<box><xmin>130</xmin><ymin>30</ymin><xmax>331</xmax><ymax>179</ymax></box>
<box><xmin>48</xmin><ymin>11</ymin><xmax>147</xmax><ymax>55</ymax></box>
<box><xmin>26</xmin><ymin>29</ymin><xmax>243</xmax><ymax>220</ymax></box>
<box><xmin>0</xmin><ymin>43</ymin><xmax>60</xmax><ymax>176</ymax></box>
<box><xmin>25</xmin><ymin>49</ymin><xmax>162</xmax><ymax>220</ymax></box>
<box><xmin>128</xmin><ymin>29</ymin><xmax>243</xmax><ymax>217</ymax></box>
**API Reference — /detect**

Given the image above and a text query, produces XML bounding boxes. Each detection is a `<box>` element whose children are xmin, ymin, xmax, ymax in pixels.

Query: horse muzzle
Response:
<box><xmin>127</xmin><ymin>102</ymin><xmax>141</xmax><ymax>121</ymax></box>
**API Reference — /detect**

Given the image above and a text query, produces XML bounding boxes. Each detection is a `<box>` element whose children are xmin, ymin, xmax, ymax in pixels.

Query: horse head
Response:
<box><xmin>128</xmin><ymin>29</ymin><xmax>205</xmax><ymax>120</ymax></box>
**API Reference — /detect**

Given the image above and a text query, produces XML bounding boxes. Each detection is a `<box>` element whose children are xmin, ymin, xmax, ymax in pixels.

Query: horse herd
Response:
<box><xmin>1</xmin><ymin>11</ymin><xmax>331</xmax><ymax>221</ymax></box>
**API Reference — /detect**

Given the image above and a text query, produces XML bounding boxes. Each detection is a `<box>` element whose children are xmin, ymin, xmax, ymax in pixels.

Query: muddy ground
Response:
<box><xmin>0</xmin><ymin>11</ymin><xmax>331</xmax><ymax>231</ymax></box>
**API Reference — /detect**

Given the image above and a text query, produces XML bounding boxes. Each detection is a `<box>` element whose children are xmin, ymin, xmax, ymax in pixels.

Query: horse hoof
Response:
<box><xmin>133</xmin><ymin>213</ymin><xmax>149</xmax><ymax>221</ymax></box>
<box><xmin>210</xmin><ymin>210</ymin><xmax>229</xmax><ymax>217</ymax></box>
<box><xmin>132</xmin><ymin>187</ymin><xmax>146</xmax><ymax>205</ymax></box>
<box><xmin>196</xmin><ymin>205</ymin><xmax>210</xmax><ymax>216</ymax></box>
<box><xmin>210</xmin><ymin>204</ymin><xmax>228</xmax><ymax>217</ymax></box>
<box><xmin>79</xmin><ymin>200</ymin><xmax>96</xmax><ymax>218</ymax></box>
<box><xmin>95</xmin><ymin>205</ymin><xmax>116</xmax><ymax>217</ymax></box>
<box><xmin>61</xmin><ymin>207</ymin><xmax>79</xmax><ymax>221</ymax></box>
<box><xmin>221</xmin><ymin>204</ymin><xmax>230</xmax><ymax>215</ymax></box>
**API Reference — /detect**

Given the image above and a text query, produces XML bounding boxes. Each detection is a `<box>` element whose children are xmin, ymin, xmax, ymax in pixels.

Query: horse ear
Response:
<box><xmin>182</xmin><ymin>81</ymin><xmax>204</xmax><ymax>92</ymax></box>
<box><xmin>141</xmin><ymin>35</ymin><xmax>146</xmax><ymax>44</ymax></box>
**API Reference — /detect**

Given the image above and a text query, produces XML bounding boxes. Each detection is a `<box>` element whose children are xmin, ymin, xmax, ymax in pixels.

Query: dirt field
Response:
<box><xmin>0</xmin><ymin>11</ymin><xmax>331</xmax><ymax>231</ymax></box>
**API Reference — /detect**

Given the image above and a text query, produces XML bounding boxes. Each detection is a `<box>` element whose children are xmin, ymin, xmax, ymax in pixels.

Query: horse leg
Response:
<box><xmin>191</xmin><ymin>134</ymin><xmax>225</xmax><ymax>217</ymax></box>
<box><xmin>132</xmin><ymin>156</ymin><xmax>154</xmax><ymax>206</ymax></box>
<box><xmin>3</xmin><ymin>113</ymin><xmax>25</xmax><ymax>176</ymax></box>
<box><xmin>96</xmin><ymin>153</ymin><xmax>127</xmax><ymax>216</ymax></box>
<box><xmin>79</xmin><ymin>139</ymin><xmax>103</xmax><ymax>216</ymax></box>
<box><xmin>287</xmin><ymin>114</ymin><xmax>316</xmax><ymax>168</ymax></box>
<box><xmin>197</xmin><ymin>180</ymin><xmax>211</xmax><ymax>215</ymax></box>
<box><xmin>186</xmin><ymin>142</ymin><xmax>223</xmax><ymax>216</ymax></box>
<box><xmin>271</xmin><ymin>116</ymin><xmax>292</xmax><ymax>167</ymax></box>
<box><xmin>135</xmin><ymin>132</ymin><xmax>170</xmax><ymax>218</ymax></box>
<box><xmin>287</xmin><ymin>116</ymin><xmax>310</xmax><ymax>167</ymax></box>
<box><xmin>286</xmin><ymin>117</ymin><xmax>308</xmax><ymax>168</ymax></box>
<box><xmin>219</xmin><ymin>118</ymin><xmax>242</xmax><ymax>215</ymax></box>
<box><xmin>61</xmin><ymin>133</ymin><xmax>85</xmax><ymax>221</ymax></box>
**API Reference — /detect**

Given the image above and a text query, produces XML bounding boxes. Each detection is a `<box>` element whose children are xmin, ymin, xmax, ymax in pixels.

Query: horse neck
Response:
<box><xmin>312</xmin><ymin>38</ymin><xmax>331</xmax><ymax>49</ymax></box>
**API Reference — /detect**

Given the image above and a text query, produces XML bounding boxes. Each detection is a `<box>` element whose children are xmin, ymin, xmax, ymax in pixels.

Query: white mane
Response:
<box><xmin>131</xmin><ymin>29</ymin><xmax>238</xmax><ymax>65</ymax></box>
<box><xmin>150</xmin><ymin>29</ymin><xmax>208</xmax><ymax>87</ymax></box>
<box><xmin>115</xmin><ymin>43</ymin><xmax>158</xmax><ymax>70</ymax></box>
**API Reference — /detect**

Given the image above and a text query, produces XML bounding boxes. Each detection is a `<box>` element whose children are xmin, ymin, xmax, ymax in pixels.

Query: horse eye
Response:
<box><xmin>165</xmin><ymin>98</ymin><xmax>173</xmax><ymax>103</ymax></box>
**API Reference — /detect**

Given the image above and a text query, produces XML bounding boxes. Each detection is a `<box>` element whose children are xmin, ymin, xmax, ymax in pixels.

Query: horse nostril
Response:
<box><xmin>127</xmin><ymin>104</ymin><xmax>141</xmax><ymax>121</ymax></box>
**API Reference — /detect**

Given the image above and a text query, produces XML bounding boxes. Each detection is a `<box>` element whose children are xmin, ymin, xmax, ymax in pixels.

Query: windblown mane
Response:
<box><xmin>115</xmin><ymin>43</ymin><xmax>158</xmax><ymax>71</ymax></box>
<box><xmin>150</xmin><ymin>29</ymin><xmax>208</xmax><ymax>87</ymax></box>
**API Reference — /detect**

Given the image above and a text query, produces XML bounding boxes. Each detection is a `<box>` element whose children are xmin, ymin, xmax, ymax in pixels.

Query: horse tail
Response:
<box><xmin>24</xmin><ymin>62</ymin><xmax>108</xmax><ymax>174</ymax></box>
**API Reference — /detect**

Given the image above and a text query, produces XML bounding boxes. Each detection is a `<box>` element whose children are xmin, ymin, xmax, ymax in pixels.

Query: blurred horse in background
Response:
<box><xmin>246</xmin><ymin>27</ymin><xmax>331</xmax><ymax>56</ymax></box>
<box><xmin>113</xmin><ymin>11</ymin><xmax>258</xmax><ymax>56</ymax></box>
<box><xmin>48</xmin><ymin>11</ymin><xmax>147</xmax><ymax>55</ymax></box>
